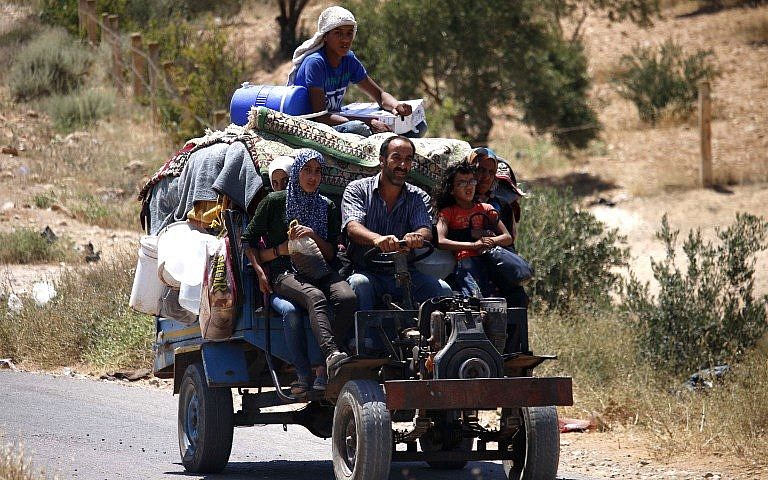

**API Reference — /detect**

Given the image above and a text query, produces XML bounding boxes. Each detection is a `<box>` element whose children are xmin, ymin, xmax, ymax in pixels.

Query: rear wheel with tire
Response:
<box><xmin>178</xmin><ymin>362</ymin><xmax>234</xmax><ymax>473</ymax></box>
<box><xmin>332</xmin><ymin>380</ymin><xmax>392</xmax><ymax>480</ymax></box>
<box><xmin>503</xmin><ymin>406</ymin><xmax>560</xmax><ymax>480</ymax></box>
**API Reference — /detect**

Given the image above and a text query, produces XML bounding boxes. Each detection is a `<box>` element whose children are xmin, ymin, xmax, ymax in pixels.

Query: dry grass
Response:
<box><xmin>1</xmin><ymin>88</ymin><xmax>171</xmax><ymax>230</ymax></box>
<box><xmin>0</xmin><ymin>442</ymin><xmax>50</xmax><ymax>480</ymax></box>
<box><xmin>732</xmin><ymin>8</ymin><xmax>768</xmax><ymax>45</ymax></box>
<box><xmin>0</xmin><ymin>251</ymin><xmax>154</xmax><ymax>370</ymax></box>
<box><xmin>487</xmin><ymin>3</ymin><xmax>768</xmax><ymax>196</ymax></box>
<box><xmin>533</xmin><ymin>307</ymin><xmax>768</xmax><ymax>466</ymax></box>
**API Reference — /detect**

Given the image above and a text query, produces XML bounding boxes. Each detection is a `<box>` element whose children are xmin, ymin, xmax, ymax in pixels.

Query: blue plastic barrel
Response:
<box><xmin>229</xmin><ymin>82</ymin><xmax>311</xmax><ymax>125</ymax></box>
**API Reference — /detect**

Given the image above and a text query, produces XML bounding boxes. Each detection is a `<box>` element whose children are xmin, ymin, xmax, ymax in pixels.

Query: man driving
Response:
<box><xmin>342</xmin><ymin>135</ymin><xmax>452</xmax><ymax>310</ymax></box>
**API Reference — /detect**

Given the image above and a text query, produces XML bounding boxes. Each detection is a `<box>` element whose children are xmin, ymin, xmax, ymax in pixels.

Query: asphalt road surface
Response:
<box><xmin>0</xmin><ymin>371</ymin><xmax>597</xmax><ymax>480</ymax></box>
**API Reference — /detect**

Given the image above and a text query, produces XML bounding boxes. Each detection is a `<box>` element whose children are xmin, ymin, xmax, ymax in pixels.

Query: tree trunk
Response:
<box><xmin>452</xmin><ymin>108</ymin><xmax>493</xmax><ymax>146</ymax></box>
<box><xmin>276</xmin><ymin>0</ymin><xmax>311</xmax><ymax>61</ymax></box>
<box><xmin>276</xmin><ymin>15</ymin><xmax>296</xmax><ymax>60</ymax></box>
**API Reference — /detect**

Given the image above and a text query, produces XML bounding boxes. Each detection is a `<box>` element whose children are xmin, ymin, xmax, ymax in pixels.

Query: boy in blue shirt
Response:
<box><xmin>287</xmin><ymin>6</ymin><xmax>426</xmax><ymax>137</ymax></box>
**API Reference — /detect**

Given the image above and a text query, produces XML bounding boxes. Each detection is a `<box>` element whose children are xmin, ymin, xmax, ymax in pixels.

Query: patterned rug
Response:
<box><xmin>139</xmin><ymin>107</ymin><xmax>473</xmax><ymax>207</ymax></box>
<box><xmin>246</xmin><ymin>106</ymin><xmax>472</xmax><ymax>193</ymax></box>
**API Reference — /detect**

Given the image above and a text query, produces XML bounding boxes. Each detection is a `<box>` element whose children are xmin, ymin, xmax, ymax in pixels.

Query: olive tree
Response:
<box><xmin>345</xmin><ymin>0</ymin><xmax>599</xmax><ymax>148</ymax></box>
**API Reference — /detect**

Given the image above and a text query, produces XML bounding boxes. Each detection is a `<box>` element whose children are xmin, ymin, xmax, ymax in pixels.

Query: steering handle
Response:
<box><xmin>363</xmin><ymin>240</ymin><xmax>435</xmax><ymax>266</ymax></box>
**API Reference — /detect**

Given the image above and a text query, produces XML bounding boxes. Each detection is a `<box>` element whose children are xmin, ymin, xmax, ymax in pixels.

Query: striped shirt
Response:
<box><xmin>341</xmin><ymin>173</ymin><xmax>433</xmax><ymax>267</ymax></box>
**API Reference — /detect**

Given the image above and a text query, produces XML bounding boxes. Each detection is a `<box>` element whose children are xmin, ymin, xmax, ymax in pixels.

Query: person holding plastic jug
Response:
<box><xmin>287</xmin><ymin>5</ymin><xmax>426</xmax><ymax>138</ymax></box>
<box><xmin>242</xmin><ymin>148</ymin><xmax>357</xmax><ymax>383</ymax></box>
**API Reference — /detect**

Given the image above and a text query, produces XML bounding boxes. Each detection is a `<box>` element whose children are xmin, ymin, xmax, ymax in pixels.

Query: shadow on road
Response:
<box><xmin>165</xmin><ymin>460</ymin><xmax>507</xmax><ymax>479</ymax></box>
<box><xmin>529</xmin><ymin>172</ymin><xmax>618</xmax><ymax>199</ymax></box>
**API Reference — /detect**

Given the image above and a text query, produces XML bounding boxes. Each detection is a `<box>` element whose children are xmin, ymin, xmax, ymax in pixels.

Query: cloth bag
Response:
<box><xmin>199</xmin><ymin>237</ymin><xmax>237</xmax><ymax>340</ymax></box>
<box><xmin>287</xmin><ymin>219</ymin><xmax>333</xmax><ymax>281</ymax></box>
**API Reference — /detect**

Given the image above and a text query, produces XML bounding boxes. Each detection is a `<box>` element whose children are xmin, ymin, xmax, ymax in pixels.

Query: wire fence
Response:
<box><xmin>78</xmin><ymin>0</ymin><xmax>224</xmax><ymax>131</ymax></box>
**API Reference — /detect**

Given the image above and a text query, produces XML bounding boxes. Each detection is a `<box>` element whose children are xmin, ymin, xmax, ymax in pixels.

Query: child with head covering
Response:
<box><xmin>259</xmin><ymin>154</ymin><xmax>326</xmax><ymax>393</ymax></box>
<box><xmin>287</xmin><ymin>6</ymin><xmax>426</xmax><ymax>137</ymax></box>
<box><xmin>467</xmin><ymin>147</ymin><xmax>526</xmax><ymax>242</ymax></box>
<box><xmin>242</xmin><ymin>149</ymin><xmax>357</xmax><ymax>391</ymax></box>
<box><xmin>268</xmin><ymin>155</ymin><xmax>295</xmax><ymax>192</ymax></box>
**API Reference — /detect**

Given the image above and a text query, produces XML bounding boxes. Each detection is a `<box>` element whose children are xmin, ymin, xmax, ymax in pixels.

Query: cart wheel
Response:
<box><xmin>178</xmin><ymin>362</ymin><xmax>234</xmax><ymax>473</ymax></box>
<box><xmin>421</xmin><ymin>436</ymin><xmax>473</xmax><ymax>470</ymax></box>
<box><xmin>503</xmin><ymin>406</ymin><xmax>560</xmax><ymax>480</ymax></box>
<box><xmin>332</xmin><ymin>380</ymin><xmax>392</xmax><ymax>480</ymax></box>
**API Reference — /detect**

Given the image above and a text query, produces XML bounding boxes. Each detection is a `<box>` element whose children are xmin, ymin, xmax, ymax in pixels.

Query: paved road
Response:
<box><xmin>0</xmin><ymin>371</ymin><xmax>597</xmax><ymax>480</ymax></box>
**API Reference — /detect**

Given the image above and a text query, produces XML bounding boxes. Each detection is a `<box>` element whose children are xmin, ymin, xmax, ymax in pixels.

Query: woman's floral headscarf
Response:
<box><xmin>285</xmin><ymin>148</ymin><xmax>329</xmax><ymax>239</ymax></box>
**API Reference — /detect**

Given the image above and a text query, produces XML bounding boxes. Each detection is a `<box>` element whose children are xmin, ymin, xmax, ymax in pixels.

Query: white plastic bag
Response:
<box><xmin>287</xmin><ymin>219</ymin><xmax>332</xmax><ymax>281</ymax></box>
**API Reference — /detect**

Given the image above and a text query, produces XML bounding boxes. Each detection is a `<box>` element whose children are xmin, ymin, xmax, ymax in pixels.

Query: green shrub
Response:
<box><xmin>156</xmin><ymin>21</ymin><xmax>246</xmax><ymax>141</ymax></box>
<box><xmin>517</xmin><ymin>187</ymin><xmax>628</xmax><ymax>310</ymax></box>
<box><xmin>8</xmin><ymin>28</ymin><xmax>92</xmax><ymax>101</ymax></box>
<box><xmin>0</xmin><ymin>14</ymin><xmax>41</xmax><ymax>72</ymax></box>
<box><xmin>0</xmin><ymin>228</ymin><xmax>74</xmax><ymax>264</ymax></box>
<box><xmin>32</xmin><ymin>192</ymin><xmax>57</xmax><ymax>210</ymax></box>
<box><xmin>611</xmin><ymin>39</ymin><xmax>720</xmax><ymax>123</ymax></box>
<box><xmin>516</xmin><ymin>39</ymin><xmax>601</xmax><ymax>149</ymax></box>
<box><xmin>624</xmin><ymin>213</ymin><xmax>768</xmax><ymax>376</ymax></box>
<box><xmin>38</xmin><ymin>0</ymin><xmax>243</xmax><ymax>35</ymax></box>
<box><xmin>46</xmin><ymin>88</ymin><xmax>115</xmax><ymax>131</ymax></box>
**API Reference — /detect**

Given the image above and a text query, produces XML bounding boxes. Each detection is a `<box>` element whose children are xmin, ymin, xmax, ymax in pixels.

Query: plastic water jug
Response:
<box><xmin>230</xmin><ymin>82</ymin><xmax>311</xmax><ymax>125</ymax></box>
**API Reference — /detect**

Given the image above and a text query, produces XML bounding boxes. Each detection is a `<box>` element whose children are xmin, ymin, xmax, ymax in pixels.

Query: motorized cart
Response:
<box><xmin>151</xmin><ymin>210</ymin><xmax>573</xmax><ymax>480</ymax></box>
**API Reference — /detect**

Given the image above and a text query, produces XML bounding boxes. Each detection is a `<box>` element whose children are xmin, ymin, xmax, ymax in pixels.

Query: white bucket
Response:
<box><xmin>129</xmin><ymin>235</ymin><xmax>164</xmax><ymax>316</ymax></box>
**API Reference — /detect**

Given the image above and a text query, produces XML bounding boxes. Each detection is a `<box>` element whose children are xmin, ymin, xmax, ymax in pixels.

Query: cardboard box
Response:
<box><xmin>341</xmin><ymin>99</ymin><xmax>425</xmax><ymax>135</ymax></box>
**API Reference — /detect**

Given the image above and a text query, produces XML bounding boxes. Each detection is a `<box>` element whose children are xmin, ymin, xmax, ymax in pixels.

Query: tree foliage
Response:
<box><xmin>345</xmin><ymin>0</ymin><xmax>600</xmax><ymax>148</ymax></box>
<box><xmin>539</xmin><ymin>0</ymin><xmax>660</xmax><ymax>41</ymax></box>
<box><xmin>38</xmin><ymin>0</ymin><xmax>243</xmax><ymax>35</ymax></box>
<box><xmin>624</xmin><ymin>214</ymin><xmax>768</xmax><ymax>376</ymax></box>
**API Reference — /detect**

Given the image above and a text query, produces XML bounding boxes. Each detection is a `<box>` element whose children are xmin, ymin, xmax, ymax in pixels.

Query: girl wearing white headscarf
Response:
<box><xmin>287</xmin><ymin>5</ymin><xmax>421</xmax><ymax>137</ymax></box>
<box><xmin>268</xmin><ymin>155</ymin><xmax>295</xmax><ymax>192</ymax></box>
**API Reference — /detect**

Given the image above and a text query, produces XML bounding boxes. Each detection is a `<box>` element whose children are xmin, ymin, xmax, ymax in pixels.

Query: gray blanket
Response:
<box><xmin>213</xmin><ymin>141</ymin><xmax>262</xmax><ymax>212</ymax></box>
<box><xmin>148</xmin><ymin>176</ymin><xmax>181</xmax><ymax>235</ymax></box>
<box><xmin>161</xmin><ymin>142</ymin><xmax>229</xmax><ymax>230</ymax></box>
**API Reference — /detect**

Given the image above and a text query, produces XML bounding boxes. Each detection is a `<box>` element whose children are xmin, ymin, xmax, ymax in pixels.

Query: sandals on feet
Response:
<box><xmin>313</xmin><ymin>375</ymin><xmax>327</xmax><ymax>391</ymax></box>
<box><xmin>290</xmin><ymin>377</ymin><xmax>309</xmax><ymax>396</ymax></box>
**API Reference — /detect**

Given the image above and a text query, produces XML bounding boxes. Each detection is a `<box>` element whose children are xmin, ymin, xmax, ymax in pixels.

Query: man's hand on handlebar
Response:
<box><xmin>373</xmin><ymin>234</ymin><xmax>401</xmax><ymax>253</ymax></box>
<box><xmin>373</xmin><ymin>233</ymin><xmax>424</xmax><ymax>252</ymax></box>
<box><xmin>401</xmin><ymin>232</ymin><xmax>424</xmax><ymax>250</ymax></box>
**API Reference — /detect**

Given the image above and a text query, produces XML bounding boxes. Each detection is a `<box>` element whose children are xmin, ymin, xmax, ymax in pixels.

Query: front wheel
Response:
<box><xmin>178</xmin><ymin>362</ymin><xmax>234</xmax><ymax>473</ymax></box>
<box><xmin>332</xmin><ymin>380</ymin><xmax>392</xmax><ymax>480</ymax></box>
<box><xmin>503</xmin><ymin>406</ymin><xmax>560</xmax><ymax>480</ymax></box>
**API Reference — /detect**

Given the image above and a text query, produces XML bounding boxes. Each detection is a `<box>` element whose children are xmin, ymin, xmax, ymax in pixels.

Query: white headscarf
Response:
<box><xmin>286</xmin><ymin>6</ymin><xmax>357</xmax><ymax>86</ymax></box>
<box><xmin>268</xmin><ymin>155</ymin><xmax>295</xmax><ymax>184</ymax></box>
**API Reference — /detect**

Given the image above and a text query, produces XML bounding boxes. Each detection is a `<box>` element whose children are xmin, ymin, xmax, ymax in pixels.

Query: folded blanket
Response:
<box><xmin>246</xmin><ymin>106</ymin><xmax>472</xmax><ymax>192</ymax></box>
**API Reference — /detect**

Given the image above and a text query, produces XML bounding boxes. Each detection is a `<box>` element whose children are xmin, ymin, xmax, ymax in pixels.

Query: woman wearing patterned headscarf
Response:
<box><xmin>242</xmin><ymin>148</ymin><xmax>357</xmax><ymax>393</ymax></box>
<box><xmin>287</xmin><ymin>5</ymin><xmax>424</xmax><ymax>137</ymax></box>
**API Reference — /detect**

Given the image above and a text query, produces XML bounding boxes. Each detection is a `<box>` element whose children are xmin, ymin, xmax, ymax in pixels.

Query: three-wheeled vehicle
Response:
<box><xmin>152</xmin><ymin>210</ymin><xmax>573</xmax><ymax>480</ymax></box>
